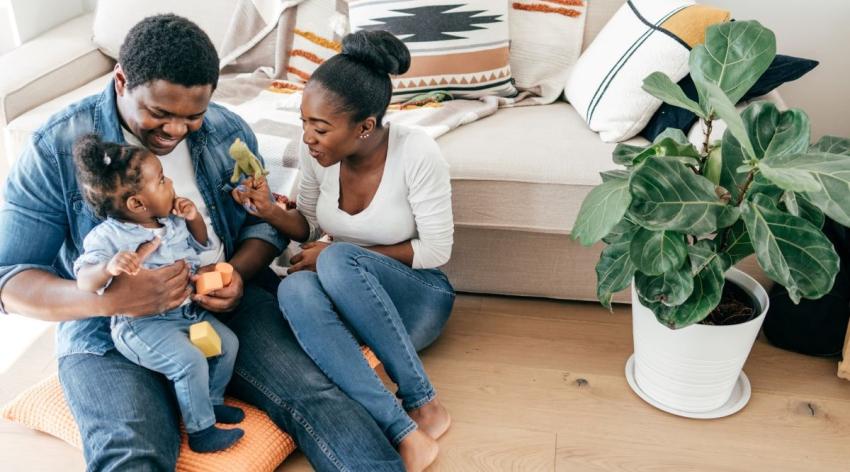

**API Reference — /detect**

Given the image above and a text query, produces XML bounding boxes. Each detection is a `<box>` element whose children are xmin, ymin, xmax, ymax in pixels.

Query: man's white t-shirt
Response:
<box><xmin>122</xmin><ymin>129</ymin><xmax>225</xmax><ymax>267</ymax></box>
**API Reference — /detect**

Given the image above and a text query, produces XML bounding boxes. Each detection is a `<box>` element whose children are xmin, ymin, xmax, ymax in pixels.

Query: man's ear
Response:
<box><xmin>114</xmin><ymin>63</ymin><xmax>127</xmax><ymax>97</ymax></box>
<box><xmin>126</xmin><ymin>195</ymin><xmax>146</xmax><ymax>214</ymax></box>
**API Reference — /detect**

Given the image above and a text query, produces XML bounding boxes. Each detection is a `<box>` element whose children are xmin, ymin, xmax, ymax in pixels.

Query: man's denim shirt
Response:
<box><xmin>0</xmin><ymin>80</ymin><xmax>286</xmax><ymax>358</ymax></box>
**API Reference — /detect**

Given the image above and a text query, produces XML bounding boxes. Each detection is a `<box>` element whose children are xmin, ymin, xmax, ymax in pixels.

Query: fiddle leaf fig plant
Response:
<box><xmin>573</xmin><ymin>20</ymin><xmax>850</xmax><ymax>329</ymax></box>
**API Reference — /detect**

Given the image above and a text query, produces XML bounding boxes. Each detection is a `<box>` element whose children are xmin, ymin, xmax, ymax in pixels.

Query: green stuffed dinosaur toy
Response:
<box><xmin>229</xmin><ymin>138</ymin><xmax>269</xmax><ymax>183</ymax></box>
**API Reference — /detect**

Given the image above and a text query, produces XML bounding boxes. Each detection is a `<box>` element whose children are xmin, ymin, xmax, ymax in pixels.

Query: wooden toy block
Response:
<box><xmin>196</xmin><ymin>271</ymin><xmax>223</xmax><ymax>295</ymax></box>
<box><xmin>215</xmin><ymin>262</ymin><xmax>234</xmax><ymax>286</ymax></box>
<box><xmin>838</xmin><ymin>319</ymin><xmax>850</xmax><ymax>380</ymax></box>
<box><xmin>190</xmin><ymin>321</ymin><xmax>222</xmax><ymax>357</ymax></box>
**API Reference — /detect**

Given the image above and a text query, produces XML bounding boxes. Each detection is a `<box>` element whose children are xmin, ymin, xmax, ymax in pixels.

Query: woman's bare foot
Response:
<box><xmin>408</xmin><ymin>397</ymin><xmax>451</xmax><ymax>440</ymax></box>
<box><xmin>398</xmin><ymin>429</ymin><xmax>439</xmax><ymax>472</ymax></box>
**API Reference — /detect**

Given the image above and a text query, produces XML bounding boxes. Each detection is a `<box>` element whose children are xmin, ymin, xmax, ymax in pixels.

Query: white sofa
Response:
<box><xmin>0</xmin><ymin>1</ymin><xmax>773</xmax><ymax>468</ymax></box>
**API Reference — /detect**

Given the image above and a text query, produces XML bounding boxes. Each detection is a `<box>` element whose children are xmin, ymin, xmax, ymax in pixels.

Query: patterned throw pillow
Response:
<box><xmin>508</xmin><ymin>0</ymin><xmax>589</xmax><ymax>104</ymax></box>
<box><xmin>347</xmin><ymin>0</ymin><xmax>518</xmax><ymax>103</ymax></box>
<box><xmin>564</xmin><ymin>0</ymin><xmax>730</xmax><ymax>142</ymax></box>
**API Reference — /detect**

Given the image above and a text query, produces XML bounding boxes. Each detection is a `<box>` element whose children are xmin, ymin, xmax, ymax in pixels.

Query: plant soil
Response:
<box><xmin>699</xmin><ymin>281</ymin><xmax>759</xmax><ymax>326</ymax></box>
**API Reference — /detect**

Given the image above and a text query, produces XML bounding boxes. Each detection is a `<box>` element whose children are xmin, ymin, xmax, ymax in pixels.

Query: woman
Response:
<box><xmin>233</xmin><ymin>30</ymin><xmax>454</xmax><ymax>471</ymax></box>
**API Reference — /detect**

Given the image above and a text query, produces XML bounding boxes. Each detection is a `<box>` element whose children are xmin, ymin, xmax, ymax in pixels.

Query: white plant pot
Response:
<box><xmin>628</xmin><ymin>267</ymin><xmax>769</xmax><ymax>417</ymax></box>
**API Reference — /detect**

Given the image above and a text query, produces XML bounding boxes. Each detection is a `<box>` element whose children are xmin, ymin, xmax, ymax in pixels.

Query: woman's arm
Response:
<box><xmin>365</xmin><ymin>241</ymin><xmax>414</xmax><ymax>267</ymax></box>
<box><xmin>404</xmin><ymin>134</ymin><xmax>454</xmax><ymax>269</ymax></box>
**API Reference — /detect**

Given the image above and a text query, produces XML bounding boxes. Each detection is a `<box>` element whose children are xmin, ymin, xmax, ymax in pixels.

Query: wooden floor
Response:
<box><xmin>282</xmin><ymin>294</ymin><xmax>850</xmax><ymax>472</ymax></box>
<box><xmin>2</xmin><ymin>294</ymin><xmax>848</xmax><ymax>471</ymax></box>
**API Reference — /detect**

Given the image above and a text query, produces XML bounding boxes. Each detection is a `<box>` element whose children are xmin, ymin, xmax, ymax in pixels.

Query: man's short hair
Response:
<box><xmin>118</xmin><ymin>14</ymin><xmax>219</xmax><ymax>90</ymax></box>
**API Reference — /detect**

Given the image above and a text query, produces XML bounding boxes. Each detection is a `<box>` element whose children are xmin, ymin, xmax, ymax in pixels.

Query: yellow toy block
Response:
<box><xmin>215</xmin><ymin>262</ymin><xmax>234</xmax><ymax>286</ymax></box>
<box><xmin>196</xmin><ymin>271</ymin><xmax>223</xmax><ymax>295</ymax></box>
<box><xmin>190</xmin><ymin>321</ymin><xmax>222</xmax><ymax>357</ymax></box>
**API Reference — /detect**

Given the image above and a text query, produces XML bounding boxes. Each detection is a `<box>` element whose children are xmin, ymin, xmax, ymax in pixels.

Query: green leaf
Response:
<box><xmin>600</xmin><ymin>169</ymin><xmax>631</xmax><ymax>182</ymax></box>
<box><xmin>759</xmin><ymin>152</ymin><xmax>850</xmax><ymax>225</ymax></box>
<box><xmin>642</xmin><ymin>242</ymin><xmax>726</xmax><ymax>329</ymax></box>
<box><xmin>630</xmin><ymin>228</ymin><xmax>688</xmax><ymax>276</ymax></box>
<box><xmin>573</xmin><ymin>178</ymin><xmax>632</xmax><ymax>246</ymax></box>
<box><xmin>705</xmin><ymin>145</ymin><xmax>723</xmax><ymax>185</ymax></box>
<box><xmin>810</xmin><ymin>136</ymin><xmax>850</xmax><ymax>155</ymax></box>
<box><xmin>720</xmin><ymin>219</ymin><xmax>754</xmax><ymax>267</ymax></box>
<box><xmin>742</xmin><ymin>194</ymin><xmax>839</xmax><ymax>303</ymax></box>
<box><xmin>642</xmin><ymin>72</ymin><xmax>707</xmax><ymax>118</ymax></box>
<box><xmin>635</xmin><ymin>266</ymin><xmax>694</xmax><ymax>307</ymax></box>
<box><xmin>602</xmin><ymin>218</ymin><xmax>637</xmax><ymax>245</ymax></box>
<box><xmin>613</xmin><ymin>144</ymin><xmax>646</xmax><ymax>166</ymax></box>
<box><xmin>797</xmin><ymin>195</ymin><xmax>825</xmax><ymax>229</ymax></box>
<box><xmin>596</xmin><ymin>238</ymin><xmax>637</xmax><ymax>311</ymax></box>
<box><xmin>690</xmin><ymin>21</ymin><xmax>777</xmax><ymax>105</ymax></box>
<box><xmin>745</xmin><ymin>102</ymin><xmax>810</xmax><ymax>159</ymax></box>
<box><xmin>701</xmin><ymin>80</ymin><xmax>756</xmax><ymax>159</ymax></box>
<box><xmin>653</xmin><ymin>128</ymin><xmax>691</xmax><ymax>145</ymax></box>
<box><xmin>781</xmin><ymin>191</ymin><xmax>799</xmax><ymax>216</ymax></box>
<box><xmin>629</xmin><ymin>157</ymin><xmax>740</xmax><ymax>234</ymax></box>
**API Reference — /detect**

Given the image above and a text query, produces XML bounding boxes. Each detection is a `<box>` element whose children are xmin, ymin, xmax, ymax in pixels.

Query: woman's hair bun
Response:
<box><xmin>342</xmin><ymin>30</ymin><xmax>411</xmax><ymax>76</ymax></box>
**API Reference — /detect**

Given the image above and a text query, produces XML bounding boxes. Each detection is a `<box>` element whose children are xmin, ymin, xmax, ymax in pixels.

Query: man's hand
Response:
<box><xmin>289</xmin><ymin>241</ymin><xmax>330</xmax><ymax>273</ymax></box>
<box><xmin>191</xmin><ymin>264</ymin><xmax>244</xmax><ymax>313</ymax></box>
<box><xmin>172</xmin><ymin>197</ymin><xmax>200</xmax><ymax>221</ymax></box>
<box><xmin>105</xmin><ymin>238</ymin><xmax>191</xmax><ymax>316</ymax></box>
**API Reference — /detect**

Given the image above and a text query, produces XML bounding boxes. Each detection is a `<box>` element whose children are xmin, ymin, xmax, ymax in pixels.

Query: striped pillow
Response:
<box><xmin>347</xmin><ymin>0</ymin><xmax>518</xmax><ymax>103</ymax></box>
<box><xmin>564</xmin><ymin>0</ymin><xmax>730</xmax><ymax>142</ymax></box>
<box><xmin>284</xmin><ymin>0</ymin><xmax>347</xmax><ymax>85</ymax></box>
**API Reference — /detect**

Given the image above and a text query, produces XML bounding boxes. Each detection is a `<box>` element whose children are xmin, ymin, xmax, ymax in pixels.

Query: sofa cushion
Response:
<box><xmin>347</xmin><ymin>0</ymin><xmax>517</xmax><ymax>103</ymax></box>
<box><xmin>565</xmin><ymin>0</ymin><xmax>729</xmax><ymax>142</ymax></box>
<box><xmin>435</xmin><ymin>102</ymin><xmax>647</xmax><ymax>234</ymax></box>
<box><xmin>92</xmin><ymin>0</ymin><xmax>238</xmax><ymax>59</ymax></box>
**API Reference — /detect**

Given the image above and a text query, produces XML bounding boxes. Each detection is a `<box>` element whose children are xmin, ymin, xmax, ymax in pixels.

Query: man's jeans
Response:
<box><xmin>59</xmin><ymin>284</ymin><xmax>404</xmax><ymax>472</ymax></box>
<box><xmin>278</xmin><ymin>243</ymin><xmax>455</xmax><ymax>446</ymax></box>
<box><xmin>111</xmin><ymin>304</ymin><xmax>238</xmax><ymax>433</ymax></box>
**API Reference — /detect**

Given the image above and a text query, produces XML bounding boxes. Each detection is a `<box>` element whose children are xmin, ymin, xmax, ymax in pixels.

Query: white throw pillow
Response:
<box><xmin>93</xmin><ymin>0</ymin><xmax>238</xmax><ymax>59</ymax></box>
<box><xmin>564</xmin><ymin>0</ymin><xmax>729</xmax><ymax>142</ymax></box>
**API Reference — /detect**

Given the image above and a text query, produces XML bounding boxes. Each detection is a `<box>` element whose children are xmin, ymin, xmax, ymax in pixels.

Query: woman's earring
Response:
<box><xmin>360</xmin><ymin>133</ymin><xmax>370</xmax><ymax>140</ymax></box>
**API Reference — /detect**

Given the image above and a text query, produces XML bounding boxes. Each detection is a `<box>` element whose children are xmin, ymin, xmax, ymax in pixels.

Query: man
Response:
<box><xmin>0</xmin><ymin>14</ymin><xmax>403</xmax><ymax>471</ymax></box>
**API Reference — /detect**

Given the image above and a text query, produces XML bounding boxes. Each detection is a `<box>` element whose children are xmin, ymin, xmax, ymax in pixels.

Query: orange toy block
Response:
<box><xmin>190</xmin><ymin>321</ymin><xmax>222</xmax><ymax>357</ymax></box>
<box><xmin>215</xmin><ymin>262</ymin><xmax>234</xmax><ymax>286</ymax></box>
<box><xmin>196</xmin><ymin>271</ymin><xmax>223</xmax><ymax>295</ymax></box>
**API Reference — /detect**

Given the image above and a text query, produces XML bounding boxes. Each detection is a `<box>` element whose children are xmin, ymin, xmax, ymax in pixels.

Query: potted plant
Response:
<box><xmin>573</xmin><ymin>20</ymin><xmax>850</xmax><ymax>418</ymax></box>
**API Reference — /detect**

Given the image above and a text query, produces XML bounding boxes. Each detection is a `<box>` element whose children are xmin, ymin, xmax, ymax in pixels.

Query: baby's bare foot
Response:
<box><xmin>398</xmin><ymin>429</ymin><xmax>439</xmax><ymax>472</ymax></box>
<box><xmin>408</xmin><ymin>397</ymin><xmax>451</xmax><ymax>440</ymax></box>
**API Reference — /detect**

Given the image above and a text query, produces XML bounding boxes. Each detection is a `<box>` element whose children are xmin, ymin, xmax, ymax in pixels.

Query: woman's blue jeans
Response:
<box><xmin>59</xmin><ymin>283</ymin><xmax>405</xmax><ymax>472</ymax></box>
<box><xmin>278</xmin><ymin>243</ymin><xmax>455</xmax><ymax>446</ymax></box>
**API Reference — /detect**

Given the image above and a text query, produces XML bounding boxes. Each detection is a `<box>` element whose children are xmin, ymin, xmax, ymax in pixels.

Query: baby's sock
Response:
<box><xmin>214</xmin><ymin>404</ymin><xmax>245</xmax><ymax>424</ymax></box>
<box><xmin>188</xmin><ymin>425</ymin><xmax>244</xmax><ymax>453</ymax></box>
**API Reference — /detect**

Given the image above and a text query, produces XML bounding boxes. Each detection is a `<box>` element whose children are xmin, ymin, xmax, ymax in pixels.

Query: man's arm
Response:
<box><xmin>0</xmin><ymin>139</ymin><xmax>191</xmax><ymax>320</ymax></box>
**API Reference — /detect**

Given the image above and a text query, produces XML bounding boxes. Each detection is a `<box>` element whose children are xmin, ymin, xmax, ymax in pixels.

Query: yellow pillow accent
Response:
<box><xmin>2</xmin><ymin>346</ymin><xmax>380</xmax><ymax>471</ymax></box>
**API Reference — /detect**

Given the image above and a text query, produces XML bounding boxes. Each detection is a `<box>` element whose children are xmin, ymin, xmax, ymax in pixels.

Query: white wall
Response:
<box><xmin>0</xmin><ymin>1</ymin><xmax>16</xmax><ymax>55</ymax></box>
<box><xmin>710</xmin><ymin>0</ymin><xmax>850</xmax><ymax>140</ymax></box>
<box><xmin>8</xmin><ymin>0</ymin><xmax>86</xmax><ymax>43</ymax></box>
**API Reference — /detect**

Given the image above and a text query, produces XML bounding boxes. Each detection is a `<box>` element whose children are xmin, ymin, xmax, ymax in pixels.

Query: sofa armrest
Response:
<box><xmin>0</xmin><ymin>13</ymin><xmax>114</xmax><ymax>129</ymax></box>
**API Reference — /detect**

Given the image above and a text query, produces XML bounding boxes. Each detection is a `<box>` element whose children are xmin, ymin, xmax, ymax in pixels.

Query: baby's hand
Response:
<box><xmin>172</xmin><ymin>197</ymin><xmax>199</xmax><ymax>221</ymax></box>
<box><xmin>107</xmin><ymin>251</ymin><xmax>142</xmax><ymax>276</ymax></box>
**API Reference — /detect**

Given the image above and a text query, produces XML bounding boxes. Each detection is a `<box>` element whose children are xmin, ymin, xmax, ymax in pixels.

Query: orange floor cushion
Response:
<box><xmin>2</xmin><ymin>346</ymin><xmax>380</xmax><ymax>471</ymax></box>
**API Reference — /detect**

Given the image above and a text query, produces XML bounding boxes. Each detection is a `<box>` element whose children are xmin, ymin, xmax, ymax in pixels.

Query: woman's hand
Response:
<box><xmin>191</xmin><ymin>264</ymin><xmax>244</xmax><ymax>313</ymax></box>
<box><xmin>231</xmin><ymin>176</ymin><xmax>278</xmax><ymax>220</ymax></box>
<box><xmin>288</xmin><ymin>241</ymin><xmax>330</xmax><ymax>273</ymax></box>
